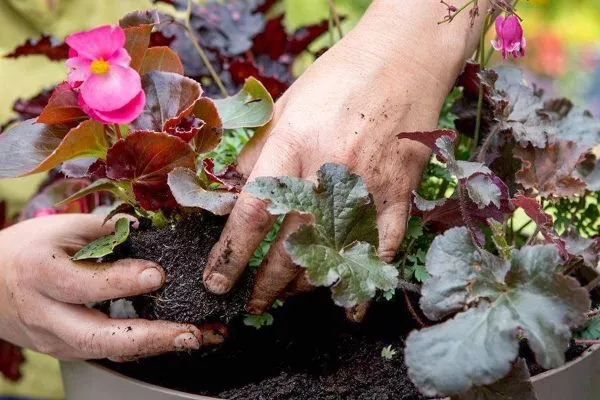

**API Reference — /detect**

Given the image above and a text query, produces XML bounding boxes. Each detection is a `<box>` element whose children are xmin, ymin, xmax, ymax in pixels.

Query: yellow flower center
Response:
<box><xmin>90</xmin><ymin>58</ymin><xmax>110</xmax><ymax>75</ymax></box>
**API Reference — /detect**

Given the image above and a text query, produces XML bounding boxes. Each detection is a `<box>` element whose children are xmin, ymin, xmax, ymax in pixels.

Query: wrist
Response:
<box><xmin>346</xmin><ymin>0</ymin><xmax>490</xmax><ymax>95</ymax></box>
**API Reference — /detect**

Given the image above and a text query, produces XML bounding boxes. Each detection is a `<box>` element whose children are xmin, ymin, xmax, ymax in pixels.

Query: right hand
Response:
<box><xmin>0</xmin><ymin>214</ymin><xmax>223</xmax><ymax>361</ymax></box>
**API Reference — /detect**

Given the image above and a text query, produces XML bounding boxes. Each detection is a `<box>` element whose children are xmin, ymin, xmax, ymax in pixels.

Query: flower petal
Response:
<box><xmin>80</xmin><ymin>65</ymin><xmax>142</xmax><ymax>112</ymax></box>
<box><xmin>82</xmin><ymin>90</ymin><xmax>146</xmax><ymax>124</ymax></box>
<box><xmin>65</xmin><ymin>25</ymin><xmax>126</xmax><ymax>60</ymax></box>
<box><xmin>109</xmin><ymin>48</ymin><xmax>132</xmax><ymax>68</ymax></box>
<box><xmin>65</xmin><ymin>56</ymin><xmax>92</xmax><ymax>86</ymax></box>
<box><xmin>494</xmin><ymin>15</ymin><xmax>505</xmax><ymax>36</ymax></box>
<box><xmin>491</xmin><ymin>39</ymin><xmax>503</xmax><ymax>51</ymax></box>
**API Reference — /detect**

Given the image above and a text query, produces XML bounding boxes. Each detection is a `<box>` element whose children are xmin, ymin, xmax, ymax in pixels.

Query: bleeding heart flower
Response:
<box><xmin>491</xmin><ymin>15</ymin><xmax>526</xmax><ymax>59</ymax></box>
<box><xmin>65</xmin><ymin>25</ymin><xmax>145</xmax><ymax>124</ymax></box>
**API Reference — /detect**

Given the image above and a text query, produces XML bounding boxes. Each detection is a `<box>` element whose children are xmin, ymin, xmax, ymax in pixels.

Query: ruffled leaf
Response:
<box><xmin>405</xmin><ymin>227</ymin><xmax>590</xmax><ymax>397</ymax></box>
<box><xmin>246</xmin><ymin>163</ymin><xmax>397</xmax><ymax>307</ymax></box>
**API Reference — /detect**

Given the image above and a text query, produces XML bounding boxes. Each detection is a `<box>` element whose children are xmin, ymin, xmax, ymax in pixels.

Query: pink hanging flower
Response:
<box><xmin>491</xmin><ymin>15</ymin><xmax>526</xmax><ymax>59</ymax></box>
<box><xmin>65</xmin><ymin>25</ymin><xmax>145</xmax><ymax>124</ymax></box>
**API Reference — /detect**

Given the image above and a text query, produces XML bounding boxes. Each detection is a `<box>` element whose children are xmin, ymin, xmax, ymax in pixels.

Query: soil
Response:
<box><xmin>103</xmin><ymin>213</ymin><xmax>425</xmax><ymax>399</ymax></box>
<box><xmin>109</xmin><ymin>213</ymin><xmax>254</xmax><ymax>325</ymax></box>
<box><xmin>103</xmin><ymin>289</ymin><xmax>426</xmax><ymax>400</ymax></box>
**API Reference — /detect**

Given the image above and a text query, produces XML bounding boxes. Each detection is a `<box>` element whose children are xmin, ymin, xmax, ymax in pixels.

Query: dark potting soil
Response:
<box><xmin>110</xmin><ymin>214</ymin><xmax>254</xmax><ymax>325</ymax></box>
<box><xmin>102</xmin><ymin>290</ymin><xmax>425</xmax><ymax>400</ymax></box>
<box><xmin>101</xmin><ymin>213</ymin><xmax>426</xmax><ymax>399</ymax></box>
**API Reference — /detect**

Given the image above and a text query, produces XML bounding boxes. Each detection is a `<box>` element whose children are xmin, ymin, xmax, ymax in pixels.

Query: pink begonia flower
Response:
<box><xmin>491</xmin><ymin>15</ymin><xmax>526</xmax><ymax>59</ymax></box>
<box><xmin>65</xmin><ymin>25</ymin><xmax>145</xmax><ymax>124</ymax></box>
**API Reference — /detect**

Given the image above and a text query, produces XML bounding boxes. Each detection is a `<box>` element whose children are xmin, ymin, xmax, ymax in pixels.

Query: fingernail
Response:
<box><xmin>204</xmin><ymin>273</ymin><xmax>230</xmax><ymax>294</ymax></box>
<box><xmin>139</xmin><ymin>267</ymin><xmax>163</xmax><ymax>290</ymax></box>
<box><xmin>201</xmin><ymin>327</ymin><xmax>226</xmax><ymax>346</ymax></box>
<box><xmin>245</xmin><ymin>299</ymin><xmax>268</xmax><ymax>314</ymax></box>
<box><xmin>173</xmin><ymin>332</ymin><xmax>200</xmax><ymax>350</ymax></box>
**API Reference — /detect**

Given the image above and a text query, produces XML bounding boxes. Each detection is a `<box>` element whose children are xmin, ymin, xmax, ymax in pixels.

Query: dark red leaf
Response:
<box><xmin>37</xmin><ymin>82</ymin><xmax>87</xmax><ymax>125</ymax></box>
<box><xmin>124</xmin><ymin>25</ymin><xmax>154</xmax><ymax>71</ymax></box>
<box><xmin>253</xmin><ymin>16</ymin><xmax>329</xmax><ymax>60</ymax></box>
<box><xmin>164</xmin><ymin>115</ymin><xmax>205</xmax><ymax>143</ymax></box>
<box><xmin>191</xmin><ymin>97</ymin><xmax>223</xmax><ymax>152</ymax></box>
<box><xmin>139</xmin><ymin>46</ymin><xmax>184</xmax><ymax>75</ymax></box>
<box><xmin>106</xmin><ymin>131</ymin><xmax>196</xmax><ymax>210</ymax></box>
<box><xmin>202</xmin><ymin>158</ymin><xmax>246</xmax><ymax>192</ymax></box>
<box><xmin>229</xmin><ymin>58</ymin><xmax>289</xmax><ymax>99</ymax></box>
<box><xmin>397</xmin><ymin>130</ymin><xmax>457</xmax><ymax>163</ymax></box>
<box><xmin>132</xmin><ymin>71</ymin><xmax>202</xmax><ymax>132</ymax></box>
<box><xmin>4</xmin><ymin>35</ymin><xmax>68</xmax><ymax>61</ymax></box>
<box><xmin>12</xmin><ymin>88</ymin><xmax>53</xmax><ymax>120</ymax></box>
<box><xmin>0</xmin><ymin>201</ymin><xmax>6</xmax><ymax>229</ymax></box>
<box><xmin>88</xmin><ymin>159</ymin><xmax>107</xmax><ymax>179</ymax></box>
<box><xmin>0</xmin><ymin>340</ymin><xmax>25</xmax><ymax>381</ymax></box>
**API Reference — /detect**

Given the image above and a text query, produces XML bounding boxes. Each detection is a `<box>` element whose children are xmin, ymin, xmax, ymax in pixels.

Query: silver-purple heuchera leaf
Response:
<box><xmin>405</xmin><ymin>227</ymin><xmax>590</xmax><ymax>397</ymax></box>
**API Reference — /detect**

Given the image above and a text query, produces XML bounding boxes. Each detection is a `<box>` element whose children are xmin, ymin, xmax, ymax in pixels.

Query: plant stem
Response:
<box><xmin>574</xmin><ymin>339</ymin><xmax>600</xmax><ymax>345</ymax></box>
<box><xmin>184</xmin><ymin>0</ymin><xmax>228</xmax><ymax>97</ymax></box>
<box><xmin>474</xmin><ymin>123</ymin><xmax>499</xmax><ymax>162</ymax></box>
<box><xmin>402</xmin><ymin>289</ymin><xmax>425</xmax><ymax>328</ymax></box>
<box><xmin>514</xmin><ymin>219</ymin><xmax>533</xmax><ymax>236</ymax></box>
<box><xmin>585</xmin><ymin>308</ymin><xmax>600</xmax><ymax>318</ymax></box>
<box><xmin>525</xmin><ymin>226</ymin><xmax>540</xmax><ymax>246</ymax></box>
<box><xmin>471</xmin><ymin>13</ymin><xmax>490</xmax><ymax>156</ymax></box>
<box><xmin>114</xmin><ymin>124</ymin><xmax>123</xmax><ymax>140</ymax></box>
<box><xmin>399</xmin><ymin>237</ymin><xmax>416</xmax><ymax>279</ymax></box>
<box><xmin>438</xmin><ymin>0</ymin><xmax>477</xmax><ymax>24</ymax></box>
<box><xmin>326</xmin><ymin>0</ymin><xmax>343</xmax><ymax>39</ymax></box>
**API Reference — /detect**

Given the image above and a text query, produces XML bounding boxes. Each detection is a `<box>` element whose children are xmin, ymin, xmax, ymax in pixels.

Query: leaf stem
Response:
<box><xmin>399</xmin><ymin>237</ymin><xmax>416</xmax><ymax>278</ymax></box>
<box><xmin>402</xmin><ymin>289</ymin><xmax>425</xmax><ymax>327</ymax></box>
<box><xmin>326</xmin><ymin>0</ymin><xmax>344</xmax><ymax>39</ymax></box>
<box><xmin>113</xmin><ymin>124</ymin><xmax>123</xmax><ymax>140</ymax></box>
<box><xmin>574</xmin><ymin>339</ymin><xmax>600</xmax><ymax>345</ymax></box>
<box><xmin>471</xmin><ymin>13</ymin><xmax>490</xmax><ymax>156</ymax></box>
<box><xmin>184</xmin><ymin>0</ymin><xmax>228</xmax><ymax>97</ymax></box>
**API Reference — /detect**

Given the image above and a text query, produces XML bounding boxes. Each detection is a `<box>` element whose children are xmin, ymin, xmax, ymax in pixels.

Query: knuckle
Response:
<box><xmin>75</xmin><ymin>329</ymin><xmax>105</xmax><ymax>357</ymax></box>
<box><xmin>236</xmin><ymin>196</ymin><xmax>272</xmax><ymax>230</ymax></box>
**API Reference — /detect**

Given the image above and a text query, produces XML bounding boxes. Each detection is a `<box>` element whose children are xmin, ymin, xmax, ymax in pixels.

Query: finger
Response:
<box><xmin>246</xmin><ymin>213</ymin><xmax>312</xmax><ymax>314</ymax></box>
<box><xmin>49</xmin><ymin>303</ymin><xmax>225</xmax><ymax>360</ymax></box>
<box><xmin>204</xmin><ymin>145</ymin><xmax>300</xmax><ymax>295</ymax></box>
<box><xmin>281</xmin><ymin>272</ymin><xmax>314</xmax><ymax>300</ymax></box>
<box><xmin>377</xmin><ymin>200</ymin><xmax>412</xmax><ymax>263</ymax></box>
<box><xmin>37</xmin><ymin>256</ymin><xmax>165</xmax><ymax>304</ymax></box>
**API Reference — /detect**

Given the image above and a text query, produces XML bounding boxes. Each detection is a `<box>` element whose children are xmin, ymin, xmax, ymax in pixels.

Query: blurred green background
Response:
<box><xmin>0</xmin><ymin>0</ymin><xmax>599</xmax><ymax>398</ymax></box>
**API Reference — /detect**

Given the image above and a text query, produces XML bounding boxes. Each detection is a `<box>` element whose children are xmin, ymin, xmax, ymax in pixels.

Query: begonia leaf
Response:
<box><xmin>4</xmin><ymin>34</ymin><xmax>68</xmax><ymax>61</ymax></box>
<box><xmin>37</xmin><ymin>82</ymin><xmax>87</xmax><ymax>125</ymax></box>
<box><xmin>106</xmin><ymin>131</ymin><xmax>196</xmax><ymax>210</ymax></box>
<box><xmin>213</xmin><ymin>77</ymin><xmax>274</xmax><ymax>129</ymax></box>
<box><xmin>131</xmin><ymin>71</ymin><xmax>202</xmax><ymax>132</ymax></box>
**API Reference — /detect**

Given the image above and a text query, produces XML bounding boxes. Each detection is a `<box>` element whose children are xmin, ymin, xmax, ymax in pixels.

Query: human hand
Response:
<box><xmin>203</xmin><ymin>0</ymin><xmax>488</xmax><ymax>316</ymax></box>
<box><xmin>0</xmin><ymin>214</ymin><xmax>223</xmax><ymax>361</ymax></box>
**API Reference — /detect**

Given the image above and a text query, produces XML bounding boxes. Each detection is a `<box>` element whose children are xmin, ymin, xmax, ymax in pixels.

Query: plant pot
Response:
<box><xmin>61</xmin><ymin>345</ymin><xmax>600</xmax><ymax>400</ymax></box>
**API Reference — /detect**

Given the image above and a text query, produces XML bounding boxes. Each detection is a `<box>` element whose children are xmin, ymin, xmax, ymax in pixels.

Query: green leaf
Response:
<box><xmin>381</xmin><ymin>345</ymin><xmax>397</xmax><ymax>361</ymax></box>
<box><xmin>243</xmin><ymin>312</ymin><xmax>274</xmax><ymax>329</ymax></box>
<box><xmin>72</xmin><ymin>218</ymin><xmax>131</xmax><ymax>261</ymax></box>
<box><xmin>576</xmin><ymin>315</ymin><xmax>600</xmax><ymax>340</ymax></box>
<box><xmin>413</xmin><ymin>264</ymin><xmax>429</xmax><ymax>283</ymax></box>
<box><xmin>246</xmin><ymin>163</ymin><xmax>395</xmax><ymax>307</ymax></box>
<box><xmin>167</xmin><ymin>167</ymin><xmax>238</xmax><ymax>216</ymax></box>
<box><xmin>247</xmin><ymin>163</ymin><xmax>378</xmax><ymax>247</ymax></box>
<box><xmin>55</xmin><ymin>179</ymin><xmax>135</xmax><ymax>208</ymax></box>
<box><xmin>406</xmin><ymin>227</ymin><xmax>590</xmax><ymax>397</ymax></box>
<box><xmin>213</xmin><ymin>77</ymin><xmax>274</xmax><ymax>130</ymax></box>
<box><xmin>488</xmin><ymin>218</ymin><xmax>511</xmax><ymax>260</ymax></box>
<box><xmin>405</xmin><ymin>217</ymin><xmax>424</xmax><ymax>240</ymax></box>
